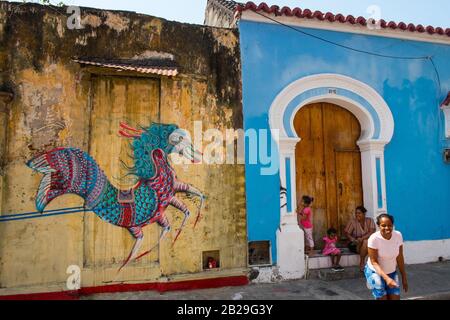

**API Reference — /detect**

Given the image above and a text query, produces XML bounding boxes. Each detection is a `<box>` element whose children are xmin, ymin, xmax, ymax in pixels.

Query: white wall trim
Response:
<box><xmin>241</xmin><ymin>11</ymin><xmax>450</xmax><ymax>46</ymax></box>
<box><xmin>250</xmin><ymin>239</ymin><xmax>450</xmax><ymax>283</ymax></box>
<box><xmin>269</xmin><ymin>73</ymin><xmax>394</xmax><ymax>142</ymax></box>
<box><xmin>404</xmin><ymin>239</ymin><xmax>450</xmax><ymax>264</ymax></box>
<box><xmin>442</xmin><ymin>105</ymin><xmax>450</xmax><ymax>138</ymax></box>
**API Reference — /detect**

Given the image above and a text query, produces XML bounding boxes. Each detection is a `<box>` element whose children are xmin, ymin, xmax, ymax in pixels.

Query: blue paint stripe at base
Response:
<box><xmin>376</xmin><ymin>158</ymin><xmax>383</xmax><ymax>209</ymax></box>
<box><xmin>286</xmin><ymin>158</ymin><xmax>292</xmax><ymax>212</ymax></box>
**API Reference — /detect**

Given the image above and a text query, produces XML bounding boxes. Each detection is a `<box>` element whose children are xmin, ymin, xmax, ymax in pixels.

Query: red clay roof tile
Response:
<box><xmin>233</xmin><ymin>1</ymin><xmax>450</xmax><ymax>38</ymax></box>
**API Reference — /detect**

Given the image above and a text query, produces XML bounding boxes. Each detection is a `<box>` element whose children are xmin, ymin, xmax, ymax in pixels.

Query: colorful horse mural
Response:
<box><xmin>27</xmin><ymin>122</ymin><xmax>206</xmax><ymax>271</ymax></box>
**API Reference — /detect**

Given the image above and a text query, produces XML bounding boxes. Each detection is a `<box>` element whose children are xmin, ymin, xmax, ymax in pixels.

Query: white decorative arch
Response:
<box><xmin>270</xmin><ymin>73</ymin><xmax>394</xmax><ymax>142</ymax></box>
<box><xmin>271</xmin><ymin>74</ymin><xmax>395</xmax><ymax>279</ymax></box>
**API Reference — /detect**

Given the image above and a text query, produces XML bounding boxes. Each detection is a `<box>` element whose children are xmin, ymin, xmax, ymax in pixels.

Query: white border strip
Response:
<box><xmin>404</xmin><ymin>239</ymin><xmax>450</xmax><ymax>264</ymax></box>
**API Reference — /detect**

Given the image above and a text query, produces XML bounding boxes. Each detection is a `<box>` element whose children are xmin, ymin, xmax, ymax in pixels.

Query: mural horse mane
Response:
<box><xmin>27</xmin><ymin>122</ymin><xmax>206</xmax><ymax>273</ymax></box>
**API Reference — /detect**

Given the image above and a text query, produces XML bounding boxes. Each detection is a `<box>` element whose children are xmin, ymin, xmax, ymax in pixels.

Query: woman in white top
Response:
<box><xmin>364</xmin><ymin>214</ymin><xmax>408</xmax><ymax>300</ymax></box>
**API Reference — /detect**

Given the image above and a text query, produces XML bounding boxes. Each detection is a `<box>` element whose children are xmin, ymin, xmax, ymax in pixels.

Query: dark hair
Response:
<box><xmin>376</xmin><ymin>213</ymin><xmax>394</xmax><ymax>226</ymax></box>
<box><xmin>327</xmin><ymin>228</ymin><xmax>337</xmax><ymax>236</ymax></box>
<box><xmin>356</xmin><ymin>206</ymin><xmax>367</xmax><ymax>214</ymax></box>
<box><xmin>302</xmin><ymin>195</ymin><xmax>314</xmax><ymax>205</ymax></box>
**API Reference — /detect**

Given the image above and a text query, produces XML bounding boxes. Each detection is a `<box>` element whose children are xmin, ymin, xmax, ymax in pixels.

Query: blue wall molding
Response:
<box><xmin>282</xmin><ymin>88</ymin><xmax>382</xmax><ymax>139</ymax></box>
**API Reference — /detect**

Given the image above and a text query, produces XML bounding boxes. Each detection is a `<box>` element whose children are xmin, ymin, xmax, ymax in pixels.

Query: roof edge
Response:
<box><xmin>231</xmin><ymin>1</ymin><xmax>450</xmax><ymax>43</ymax></box>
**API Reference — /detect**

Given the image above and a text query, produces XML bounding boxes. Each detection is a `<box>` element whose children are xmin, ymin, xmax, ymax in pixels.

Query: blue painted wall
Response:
<box><xmin>240</xmin><ymin>20</ymin><xmax>450</xmax><ymax>262</ymax></box>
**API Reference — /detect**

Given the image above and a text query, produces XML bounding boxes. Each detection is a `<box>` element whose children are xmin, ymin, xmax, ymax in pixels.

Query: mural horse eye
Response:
<box><xmin>26</xmin><ymin>122</ymin><xmax>206</xmax><ymax>273</ymax></box>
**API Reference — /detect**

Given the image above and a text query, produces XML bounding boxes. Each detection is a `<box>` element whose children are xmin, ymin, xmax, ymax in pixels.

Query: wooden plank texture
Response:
<box><xmin>85</xmin><ymin>76</ymin><xmax>161</xmax><ymax>282</ymax></box>
<box><xmin>294</xmin><ymin>103</ymin><xmax>362</xmax><ymax>248</ymax></box>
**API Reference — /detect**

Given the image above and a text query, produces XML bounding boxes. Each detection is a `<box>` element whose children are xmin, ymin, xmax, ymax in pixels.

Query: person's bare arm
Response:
<box><xmin>368</xmin><ymin>248</ymin><xmax>398</xmax><ymax>288</ymax></box>
<box><xmin>345</xmin><ymin>232</ymin><xmax>354</xmax><ymax>242</ymax></box>
<box><xmin>396</xmin><ymin>245</ymin><xmax>408</xmax><ymax>292</ymax></box>
<box><xmin>296</xmin><ymin>207</ymin><xmax>302</xmax><ymax>220</ymax></box>
<box><xmin>344</xmin><ymin>224</ymin><xmax>355</xmax><ymax>242</ymax></box>
<box><xmin>359</xmin><ymin>221</ymin><xmax>376</xmax><ymax>241</ymax></box>
<box><xmin>297</xmin><ymin>207</ymin><xmax>310</xmax><ymax>221</ymax></box>
<box><xmin>296</xmin><ymin>208</ymin><xmax>307</xmax><ymax>222</ymax></box>
<box><xmin>360</xmin><ymin>230</ymin><xmax>374</xmax><ymax>241</ymax></box>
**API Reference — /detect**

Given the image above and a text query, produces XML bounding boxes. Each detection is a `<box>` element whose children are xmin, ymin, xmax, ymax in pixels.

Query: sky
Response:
<box><xmin>21</xmin><ymin>0</ymin><xmax>450</xmax><ymax>28</ymax></box>
<box><xmin>6</xmin><ymin>1</ymin><xmax>449</xmax><ymax>225</ymax></box>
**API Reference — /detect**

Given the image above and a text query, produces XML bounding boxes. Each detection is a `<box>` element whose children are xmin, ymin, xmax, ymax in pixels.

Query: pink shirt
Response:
<box><xmin>323</xmin><ymin>236</ymin><xmax>337</xmax><ymax>250</ymax></box>
<box><xmin>322</xmin><ymin>236</ymin><xmax>340</xmax><ymax>255</ymax></box>
<box><xmin>298</xmin><ymin>207</ymin><xmax>313</xmax><ymax>229</ymax></box>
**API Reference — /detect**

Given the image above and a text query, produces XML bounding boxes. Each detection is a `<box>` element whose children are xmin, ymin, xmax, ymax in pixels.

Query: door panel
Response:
<box><xmin>335</xmin><ymin>151</ymin><xmax>363</xmax><ymax>237</ymax></box>
<box><xmin>294</xmin><ymin>103</ymin><xmax>362</xmax><ymax>248</ymax></box>
<box><xmin>295</xmin><ymin>104</ymin><xmax>327</xmax><ymax>248</ymax></box>
<box><xmin>84</xmin><ymin>76</ymin><xmax>161</xmax><ymax>281</ymax></box>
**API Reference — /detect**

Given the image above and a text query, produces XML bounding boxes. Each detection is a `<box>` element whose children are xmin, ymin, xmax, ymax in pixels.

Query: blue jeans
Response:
<box><xmin>364</xmin><ymin>265</ymin><xmax>401</xmax><ymax>299</ymax></box>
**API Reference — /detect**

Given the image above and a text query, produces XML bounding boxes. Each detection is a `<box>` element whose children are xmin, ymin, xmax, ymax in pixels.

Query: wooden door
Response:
<box><xmin>335</xmin><ymin>150</ymin><xmax>363</xmax><ymax>237</ymax></box>
<box><xmin>294</xmin><ymin>103</ymin><xmax>362</xmax><ymax>248</ymax></box>
<box><xmin>84</xmin><ymin>75</ymin><xmax>161</xmax><ymax>283</ymax></box>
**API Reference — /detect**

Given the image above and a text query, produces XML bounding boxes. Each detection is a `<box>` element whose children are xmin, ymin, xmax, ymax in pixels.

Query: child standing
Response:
<box><xmin>297</xmin><ymin>195</ymin><xmax>314</xmax><ymax>256</ymax></box>
<box><xmin>323</xmin><ymin>228</ymin><xmax>344</xmax><ymax>272</ymax></box>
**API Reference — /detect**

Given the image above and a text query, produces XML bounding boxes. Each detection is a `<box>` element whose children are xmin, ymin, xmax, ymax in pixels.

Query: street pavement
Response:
<box><xmin>82</xmin><ymin>261</ymin><xmax>450</xmax><ymax>300</ymax></box>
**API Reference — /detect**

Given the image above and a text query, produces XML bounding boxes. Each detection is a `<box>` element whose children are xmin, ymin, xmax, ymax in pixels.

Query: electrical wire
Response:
<box><xmin>252</xmin><ymin>10</ymin><xmax>447</xmax><ymax>145</ymax></box>
<box><xmin>253</xmin><ymin>11</ymin><xmax>433</xmax><ymax>60</ymax></box>
<box><xmin>252</xmin><ymin>10</ymin><xmax>444</xmax><ymax>97</ymax></box>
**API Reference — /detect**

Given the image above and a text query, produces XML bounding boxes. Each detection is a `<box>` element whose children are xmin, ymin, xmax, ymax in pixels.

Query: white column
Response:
<box><xmin>358</xmin><ymin>140</ymin><xmax>388</xmax><ymax>219</ymax></box>
<box><xmin>276</xmin><ymin>137</ymin><xmax>305</xmax><ymax>279</ymax></box>
<box><xmin>278</xmin><ymin>137</ymin><xmax>300</xmax><ymax>217</ymax></box>
<box><xmin>442</xmin><ymin>106</ymin><xmax>450</xmax><ymax>138</ymax></box>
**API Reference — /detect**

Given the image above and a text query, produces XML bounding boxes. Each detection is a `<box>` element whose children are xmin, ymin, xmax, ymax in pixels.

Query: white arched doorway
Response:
<box><xmin>270</xmin><ymin>74</ymin><xmax>394</xmax><ymax>279</ymax></box>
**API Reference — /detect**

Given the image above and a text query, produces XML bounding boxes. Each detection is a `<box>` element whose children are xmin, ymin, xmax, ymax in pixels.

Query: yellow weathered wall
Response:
<box><xmin>0</xmin><ymin>2</ymin><xmax>246</xmax><ymax>294</ymax></box>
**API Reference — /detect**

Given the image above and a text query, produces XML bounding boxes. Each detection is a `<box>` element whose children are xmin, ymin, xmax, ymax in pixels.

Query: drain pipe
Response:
<box><xmin>0</xmin><ymin>91</ymin><xmax>13</xmax><ymax>214</ymax></box>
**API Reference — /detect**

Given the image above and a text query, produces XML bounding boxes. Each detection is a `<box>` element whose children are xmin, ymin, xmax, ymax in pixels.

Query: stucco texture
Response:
<box><xmin>0</xmin><ymin>2</ymin><xmax>246</xmax><ymax>293</ymax></box>
<box><xmin>240</xmin><ymin>19</ymin><xmax>450</xmax><ymax>261</ymax></box>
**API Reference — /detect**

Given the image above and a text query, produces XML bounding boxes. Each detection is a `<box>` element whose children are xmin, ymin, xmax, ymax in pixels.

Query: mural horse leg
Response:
<box><xmin>118</xmin><ymin>226</ymin><xmax>144</xmax><ymax>273</ymax></box>
<box><xmin>134</xmin><ymin>181</ymin><xmax>206</xmax><ymax>262</ymax></box>
<box><xmin>134</xmin><ymin>216</ymin><xmax>171</xmax><ymax>261</ymax></box>
<box><xmin>115</xmin><ymin>217</ymin><xmax>171</xmax><ymax>280</ymax></box>
<box><xmin>174</xmin><ymin>181</ymin><xmax>206</xmax><ymax>229</ymax></box>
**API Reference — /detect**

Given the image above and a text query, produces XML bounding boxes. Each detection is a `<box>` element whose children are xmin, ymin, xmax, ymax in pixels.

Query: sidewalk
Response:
<box><xmin>81</xmin><ymin>261</ymin><xmax>450</xmax><ymax>300</ymax></box>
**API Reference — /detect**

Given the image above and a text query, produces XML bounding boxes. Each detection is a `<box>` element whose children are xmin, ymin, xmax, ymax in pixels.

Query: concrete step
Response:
<box><xmin>306</xmin><ymin>248</ymin><xmax>361</xmax><ymax>270</ymax></box>
<box><xmin>308</xmin><ymin>266</ymin><xmax>365</xmax><ymax>281</ymax></box>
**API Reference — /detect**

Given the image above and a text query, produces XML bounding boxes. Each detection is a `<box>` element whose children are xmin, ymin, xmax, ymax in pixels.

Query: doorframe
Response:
<box><xmin>269</xmin><ymin>73</ymin><xmax>394</xmax><ymax>278</ymax></box>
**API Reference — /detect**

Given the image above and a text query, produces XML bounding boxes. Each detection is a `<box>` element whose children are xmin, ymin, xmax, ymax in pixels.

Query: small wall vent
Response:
<box><xmin>248</xmin><ymin>241</ymin><xmax>271</xmax><ymax>266</ymax></box>
<box><xmin>202</xmin><ymin>250</ymin><xmax>220</xmax><ymax>270</ymax></box>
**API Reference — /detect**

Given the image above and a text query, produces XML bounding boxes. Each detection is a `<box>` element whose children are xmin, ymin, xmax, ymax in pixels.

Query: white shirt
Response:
<box><xmin>367</xmin><ymin>230</ymin><xmax>403</xmax><ymax>274</ymax></box>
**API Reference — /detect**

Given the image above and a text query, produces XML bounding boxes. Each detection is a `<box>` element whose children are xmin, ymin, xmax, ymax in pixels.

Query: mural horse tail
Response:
<box><xmin>27</xmin><ymin>122</ymin><xmax>206</xmax><ymax>273</ymax></box>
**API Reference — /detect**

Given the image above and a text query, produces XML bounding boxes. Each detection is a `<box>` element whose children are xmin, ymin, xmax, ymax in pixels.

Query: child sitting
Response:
<box><xmin>323</xmin><ymin>228</ymin><xmax>344</xmax><ymax>272</ymax></box>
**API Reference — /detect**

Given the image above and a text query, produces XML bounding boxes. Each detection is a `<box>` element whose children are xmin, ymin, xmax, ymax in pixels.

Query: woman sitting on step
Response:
<box><xmin>344</xmin><ymin>206</ymin><xmax>376</xmax><ymax>272</ymax></box>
